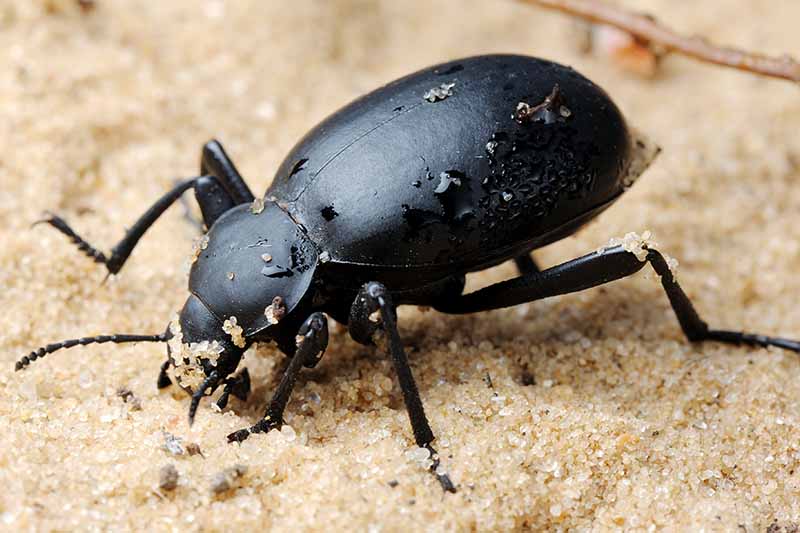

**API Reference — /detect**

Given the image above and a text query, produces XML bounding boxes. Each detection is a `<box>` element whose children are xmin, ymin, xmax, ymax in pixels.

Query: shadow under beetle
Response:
<box><xmin>17</xmin><ymin>54</ymin><xmax>800</xmax><ymax>492</ymax></box>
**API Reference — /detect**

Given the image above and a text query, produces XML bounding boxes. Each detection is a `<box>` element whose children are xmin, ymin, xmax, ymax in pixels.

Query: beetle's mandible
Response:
<box><xmin>18</xmin><ymin>54</ymin><xmax>800</xmax><ymax>493</ymax></box>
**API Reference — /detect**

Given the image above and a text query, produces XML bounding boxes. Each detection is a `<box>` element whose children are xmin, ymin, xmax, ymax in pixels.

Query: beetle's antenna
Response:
<box><xmin>15</xmin><ymin>333</ymin><xmax>170</xmax><ymax>371</ymax></box>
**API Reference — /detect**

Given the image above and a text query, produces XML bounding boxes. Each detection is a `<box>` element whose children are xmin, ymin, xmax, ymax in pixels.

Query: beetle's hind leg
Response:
<box><xmin>435</xmin><ymin>244</ymin><xmax>800</xmax><ymax>354</ymax></box>
<box><xmin>514</xmin><ymin>253</ymin><xmax>541</xmax><ymax>275</ymax></box>
<box><xmin>179</xmin><ymin>139</ymin><xmax>256</xmax><ymax>229</ymax></box>
<box><xmin>349</xmin><ymin>282</ymin><xmax>457</xmax><ymax>493</ymax></box>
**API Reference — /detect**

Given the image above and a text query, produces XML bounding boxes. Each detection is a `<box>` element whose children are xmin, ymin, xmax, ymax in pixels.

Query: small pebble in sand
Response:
<box><xmin>162</xmin><ymin>432</ymin><xmax>185</xmax><ymax>456</ymax></box>
<box><xmin>210</xmin><ymin>464</ymin><xmax>248</xmax><ymax>494</ymax></box>
<box><xmin>116</xmin><ymin>387</ymin><xmax>142</xmax><ymax>411</ymax></box>
<box><xmin>159</xmin><ymin>464</ymin><xmax>179</xmax><ymax>491</ymax></box>
<box><xmin>184</xmin><ymin>442</ymin><xmax>203</xmax><ymax>457</ymax></box>
<box><xmin>161</xmin><ymin>432</ymin><xmax>202</xmax><ymax>457</ymax></box>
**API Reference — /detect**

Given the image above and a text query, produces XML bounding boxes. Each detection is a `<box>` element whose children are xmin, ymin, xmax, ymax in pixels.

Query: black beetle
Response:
<box><xmin>17</xmin><ymin>54</ymin><xmax>800</xmax><ymax>492</ymax></box>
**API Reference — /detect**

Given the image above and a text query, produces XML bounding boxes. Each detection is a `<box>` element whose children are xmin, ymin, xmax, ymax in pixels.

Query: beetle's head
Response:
<box><xmin>16</xmin><ymin>198</ymin><xmax>319</xmax><ymax>424</ymax></box>
<box><xmin>178</xmin><ymin>197</ymin><xmax>318</xmax><ymax>365</ymax></box>
<box><xmin>165</xmin><ymin>199</ymin><xmax>319</xmax><ymax>422</ymax></box>
<box><xmin>166</xmin><ymin>294</ymin><xmax>244</xmax><ymax>396</ymax></box>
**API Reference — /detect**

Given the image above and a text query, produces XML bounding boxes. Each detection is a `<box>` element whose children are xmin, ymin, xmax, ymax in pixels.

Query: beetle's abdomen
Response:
<box><xmin>268</xmin><ymin>54</ymin><xmax>633</xmax><ymax>277</ymax></box>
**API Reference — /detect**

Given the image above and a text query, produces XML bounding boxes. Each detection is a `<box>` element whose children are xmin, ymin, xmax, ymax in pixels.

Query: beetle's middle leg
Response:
<box><xmin>200</xmin><ymin>139</ymin><xmax>255</xmax><ymax>204</ymax></box>
<box><xmin>348</xmin><ymin>281</ymin><xmax>457</xmax><ymax>493</ymax></box>
<box><xmin>175</xmin><ymin>140</ymin><xmax>255</xmax><ymax>231</ymax></box>
<box><xmin>227</xmin><ymin>313</ymin><xmax>328</xmax><ymax>443</ymax></box>
<box><xmin>435</xmin><ymin>244</ymin><xmax>800</xmax><ymax>354</ymax></box>
<box><xmin>37</xmin><ymin>175</ymin><xmax>236</xmax><ymax>275</ymax></box>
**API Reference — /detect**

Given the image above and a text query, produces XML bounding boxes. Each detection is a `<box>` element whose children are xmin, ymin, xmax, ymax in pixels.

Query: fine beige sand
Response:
<box><xmin>2</xmin><ymin>1</ymin><xmax>800</xmax><ymax>530</ymax></box>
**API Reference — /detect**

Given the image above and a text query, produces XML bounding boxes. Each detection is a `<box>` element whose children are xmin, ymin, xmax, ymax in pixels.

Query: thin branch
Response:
<box><xmin>518</xmin><ymin>0</ymin><xmax>800</xmax><ymax>85</ymax></box>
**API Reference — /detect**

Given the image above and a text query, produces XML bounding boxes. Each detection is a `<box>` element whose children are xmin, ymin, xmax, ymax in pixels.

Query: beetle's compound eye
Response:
<box><xmin>167</xmin><ymin>295</ymin><xmax>244</xmax><ymax>393</ymax></box>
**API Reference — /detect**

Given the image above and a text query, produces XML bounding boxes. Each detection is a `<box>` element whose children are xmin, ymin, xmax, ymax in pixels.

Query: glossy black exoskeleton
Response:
<box><xmin>18</xmin><ymin>55</ymin><xmax>800</xmax><ymax>492</ymax></box>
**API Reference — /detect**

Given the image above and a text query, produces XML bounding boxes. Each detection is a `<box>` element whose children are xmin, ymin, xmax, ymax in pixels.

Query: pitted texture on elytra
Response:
<box><xmin>478</xmin><ymin>127</ymin><xmax>599</xmax><ymax>245</ymax></box>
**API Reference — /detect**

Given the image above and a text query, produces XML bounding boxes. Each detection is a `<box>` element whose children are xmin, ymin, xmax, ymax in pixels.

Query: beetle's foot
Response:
<box><xmin>226</xmin><ymin>428</ymin><xmax>252</xmax><ymax>443</ymax></box>
<box><xmin>226</xmin><ymin>415</ymin><xmax>283</xmax><ymax>444</ymax></box>
<box><xmin>216</xmin><ymin>391</ymin><xmax>230</xmax><ymax>410</ymax></box>
<box><xmin>216</xmin><ymin>368</ymin><xmax>251</xmax><ymax>409</ymax></box>
<box><xmin>157</xmin><ymin>360</ymin><xmax>172</xmax><ymax>389</ymax></box>
<box><xmin>229</xmin><ymin>368</ymin><xmax>251</xmax><ymax>401</ymax></box>
<box><xmin>250</xmin><ymin>416</ymin><xmax>283</xmax><ymax>434</ymax></box>
<box><xmin>33</xmin><ymin>211</ymin><xmax>110</xmax><ymax>267</ymax></box>
<box><xmin>425</xmin><ymin>444</ymin><xmax>456</xmax><ymax>493</ymax></box>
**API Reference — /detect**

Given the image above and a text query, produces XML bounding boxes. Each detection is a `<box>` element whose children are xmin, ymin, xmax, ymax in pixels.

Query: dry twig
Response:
<box><xmin>518</xmin><ymin>0</ymin><xmax>800</xmax><ymax>84</ymax></box>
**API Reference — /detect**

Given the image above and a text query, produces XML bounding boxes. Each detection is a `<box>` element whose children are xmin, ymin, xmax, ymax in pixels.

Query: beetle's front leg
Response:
<box><xmin>157</xmin><ymin>358</ymin><xmax>172</xmax><ymax>389</ymax></box>
<box><xmin>227</xmin><ymin>313</ymin><xmax>328</xmax><ymax>443</ymax></box>
<box><xmin>215</xmin><ymin>368</ymin><xmax>251</xmax><ymax>409</ymax></box>
<box><xmin>349</xmin><ymin>282</ymin><xmax>456</xmax><ymax>493</ymax></box>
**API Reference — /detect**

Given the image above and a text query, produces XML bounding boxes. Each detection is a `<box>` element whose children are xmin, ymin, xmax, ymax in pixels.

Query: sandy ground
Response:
<box><xmin>1</xmin><ymin>0</ymin><xmax>800</xmax><ymax>531</ymax></box>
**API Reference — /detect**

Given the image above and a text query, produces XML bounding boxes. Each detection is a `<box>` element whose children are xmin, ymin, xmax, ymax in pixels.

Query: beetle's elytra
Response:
<box><xmin>19</xmin><ymin>54</ymin><xmax>800</xmax><ymax>492</ymax></box>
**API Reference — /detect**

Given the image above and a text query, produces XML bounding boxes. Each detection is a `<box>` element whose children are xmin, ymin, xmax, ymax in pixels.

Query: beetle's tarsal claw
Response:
<box><xmin>31</xmin><ymin>211</ymin><xmax>55</xmax><ymax>228</ymax></box>
<box><xmin>33</xmin><ymin>211</ymin><xmax>109</xmax><ymax>265</ymax></box>
<box><xmin>157</xmin><ymin>360</ymin><xmax>172</xmax><ymax>389</ymax></box>
<box><xmin>227</xmin><ymin>428</ymin><xmax>251</xmax><ymax>443</ymax></box>
<box><xmin>215</xmin><ymin>391</ymin><xmax>230</xmax><ymax>410</ymax></box>
<box><xmin>215</xmin><ymin>368</ymin><xmax>251</xmax><ymax>409</ymax></box>
<box><xmin>425</xmin><ymin>443</ymin><xmax>457</xmax><ymax>493</ymax></box>
<box><xmin>188</xmin><ymin>392</ymin><xmax>203</xmax><ymax>426</ymax></box>
<box><xmin>229</xmin><ymin>368</ymin><xmax>251</xmax><ymax>401</ymax></box>
<box><xmin>434</xmin><ymin>469</ymin><xmax>456</xmax><ymax>493</ymax></box>
<box><xmin>227</xmin><ymin>416</ymin><xmax>282</xmax><ymax>444</ymax></box>
<box><xmin>250</xmin><ymin>417</ymin><xmax>283</xmax><ymax>434</ymax></box>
